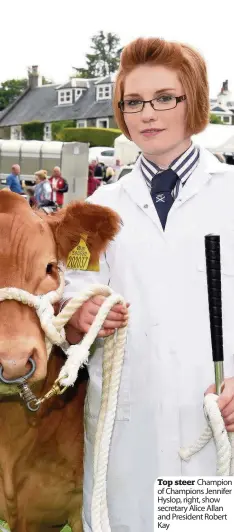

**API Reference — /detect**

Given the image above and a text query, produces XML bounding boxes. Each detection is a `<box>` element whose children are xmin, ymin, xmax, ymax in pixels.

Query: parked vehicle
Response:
<box><xmin>89</xmin><ymin>147</ymin><xmax>115</xmax><ymax>167</ymax></box>
<box><xmin>117</xmin><ymin>165</ymin><xmax>134</xmax><ymax>180</ymax></box>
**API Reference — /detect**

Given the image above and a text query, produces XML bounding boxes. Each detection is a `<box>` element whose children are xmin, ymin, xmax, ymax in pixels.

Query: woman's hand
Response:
<box><xmin>205</xmin><ymin>377</ymin><xmax>234</xmax><ymax>432</ymax></box>
<box><xmin>65</xmin><ymin>295</ymin><xmax>129</xmax><ymax>344</ymax></box>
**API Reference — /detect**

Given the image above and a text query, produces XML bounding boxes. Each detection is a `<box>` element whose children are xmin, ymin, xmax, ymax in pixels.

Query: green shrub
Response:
<box><xmin>22</xmin><ymin>121</ymin><xmax>44</xmax><ymax>140</ymax></box>
<box><xmin>61</xmin><ymin>127</ymin><xmax>121</xmax><ymax>147</ymax></box>
<box><xmin>52</xmin><ymin>120</ymin><xmax>76</xmax><ymax>141</ymax></box>
<box><xmin>209</xmin><ymin>113</ymin><xmax>223</xmax><ymax>124</ymax></box>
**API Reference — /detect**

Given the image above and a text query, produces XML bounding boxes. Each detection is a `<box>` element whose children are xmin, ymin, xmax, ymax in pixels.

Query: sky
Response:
<box><xmin>1</xmin><ymin>0</ymin><xmax>234</xmax><ymax>98</ymax></box>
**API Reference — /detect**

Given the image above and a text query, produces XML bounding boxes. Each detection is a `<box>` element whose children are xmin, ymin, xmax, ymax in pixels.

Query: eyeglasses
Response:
<box><xmin>118</xmin><ymin>95</ymin><xmax>186</xmax><ymax>114</ymax></box>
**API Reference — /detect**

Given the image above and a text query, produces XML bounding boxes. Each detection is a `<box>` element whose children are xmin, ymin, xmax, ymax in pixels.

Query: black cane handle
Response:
<box><xmin>205</xmin><ymin>235</ymin><xmax>223</xmax><ymax>362</ymax></box>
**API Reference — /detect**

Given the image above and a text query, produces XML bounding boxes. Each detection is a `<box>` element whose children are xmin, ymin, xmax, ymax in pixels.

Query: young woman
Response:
<box><xmin>62</xmin><ymin>38</ymin><xmax>234</xmax><ymax>532</ymax></box>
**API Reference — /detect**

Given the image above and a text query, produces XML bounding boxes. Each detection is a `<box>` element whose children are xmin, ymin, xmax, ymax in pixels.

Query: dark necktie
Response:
<box><xmin>150</xmin><ymin>169</ymin><xmax>178</xmax><ymax>229</ymax></box>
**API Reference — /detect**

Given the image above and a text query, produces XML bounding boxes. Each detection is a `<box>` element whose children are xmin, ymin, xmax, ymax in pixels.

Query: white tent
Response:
<box><xmin>192</xmin><ymin>124</ymin><xmax>234</xmax><ymax>154</ymax></box>
<box><xmin>114</xmin><ymin>134</ymin><xmax>140</xmax><ymax>165</ymax></box>
<box><xmin>114</xmin><ymin>124</ymin><xmax>234</xmax><ymax>164</ymax></box>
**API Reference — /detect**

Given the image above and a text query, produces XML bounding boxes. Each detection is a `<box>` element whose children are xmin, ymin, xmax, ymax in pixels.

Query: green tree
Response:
<box><xmin>73</xmin><ymin>31</ymin><xmax>122</xmax><ymax>78</ymax></box>
<box><xmin>0</xmin><ymin>78</ymin><xmax>28</xmax><ymax>111</ymax></box>
<box><xmin>42</xmin><ymin>76</ymin><xmax>53</xmax><ymax>85</ymax></box>
<box><xmin>210</xmin><ymin>113</ymin><xmax>223</xmax><ymax>124</ymax></box>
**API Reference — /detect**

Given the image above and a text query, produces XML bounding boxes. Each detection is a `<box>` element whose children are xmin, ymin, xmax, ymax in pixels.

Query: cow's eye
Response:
<box><xmin>46</xmin><ymin>263</ymin><xmax>53</xmax><ymax>275</ymax></box>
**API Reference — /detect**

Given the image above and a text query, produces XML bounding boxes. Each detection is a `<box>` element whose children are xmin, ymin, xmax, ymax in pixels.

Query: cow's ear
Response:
<box><xmin>47</xmin><ymin>201</ymin><xmax>121</xmax><ymax>263</ymax></box>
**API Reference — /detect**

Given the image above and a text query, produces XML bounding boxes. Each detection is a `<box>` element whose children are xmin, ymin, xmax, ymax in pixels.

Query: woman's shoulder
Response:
<box><xmin>89</xmin><ymin>165</ymin><xmax>136</xmax><ymax>202</ymax></box>
<box><xmin>87</xmin><ymin>179</ymin><xmax>127</xmax><ymax>208</ymax></box>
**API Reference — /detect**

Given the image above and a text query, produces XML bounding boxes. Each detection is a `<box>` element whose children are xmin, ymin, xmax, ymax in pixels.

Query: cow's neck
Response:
<box><xmin>0</xmin><ymin>346</ymin><xmax>87</xmax><ymax>529</ymax></box>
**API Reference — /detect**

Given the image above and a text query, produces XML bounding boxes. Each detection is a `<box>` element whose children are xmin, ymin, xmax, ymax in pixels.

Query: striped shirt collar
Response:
<box><xmin>141</xmin><ymin>143</ymin><xmax>200</xmax><ymax>189</ymax></box>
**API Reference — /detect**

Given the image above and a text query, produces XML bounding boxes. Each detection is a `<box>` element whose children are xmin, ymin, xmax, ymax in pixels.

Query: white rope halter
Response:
<box><xmin>0</xmin><ymin>262</ymin><xmax>66</xmax><ymax>361</ymax></box>
<box><xmin>0</xmin><ymin>265</ymin><xmax>127</xmax><ymax>531</ymax></box>
<box><xmin>179</xmin><ymin>394</ymin><xmax>234</xmax><ymax>475</ymax></box>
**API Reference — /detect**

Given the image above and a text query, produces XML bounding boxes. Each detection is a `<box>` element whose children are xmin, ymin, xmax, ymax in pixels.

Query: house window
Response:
<box><xmin>96</xmin><ymin>118</ymin><xmax>109</xmax><ymax>129</ymax></box>
<box><xmin>58</xmin><ymin>89</ymin><xmax>72</xmax><ymax>105</ymax></box>
<box><xmin>44</xmin><ymin>123</ymin><xmax>52</xmax><ymax>141</ymax></box>
<box><xmin>96</xmin><ymin>85</ymin><xmax>111</xmax><ymax>101</ymax></box>
<box><xmin>65</xmin><ymin>90</ymin><xmax>72</xmax><ymax>103</ymax></box>
<box><xmin>11</xmin><ymin>125</ymin><xmax>22</xmax><ymax>140</ymax></box>
<box><xmin>222</xmin><ymin>115</ymin><xmax>231</xmax><ymax>124</ymax></box>
<box><xmin>59</xmin><ymin>91</ymin><xmax>65</xmax><ymax>104</ymax></box>
<box><xmin>76</xmin><ymin>120</ymin><xmax>87</xmax><ymax>128</ymax></box>
<box><xmin>75</xmin><ymin>89</ymin><xmax>83</xmax><ymax>101</ymax></box>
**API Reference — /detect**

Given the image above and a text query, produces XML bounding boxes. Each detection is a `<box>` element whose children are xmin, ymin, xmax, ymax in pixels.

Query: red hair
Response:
<box><xmin>113</xmin><ymin>38</ymin><xmax>210</xmax><ymax>138</ymax></box>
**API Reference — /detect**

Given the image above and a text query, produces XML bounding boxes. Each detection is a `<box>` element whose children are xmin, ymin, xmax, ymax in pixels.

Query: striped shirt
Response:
<box><xmin>140</xmin><ymin>143</ymin><xmax>200</xmax><ymax>199</ymax></box>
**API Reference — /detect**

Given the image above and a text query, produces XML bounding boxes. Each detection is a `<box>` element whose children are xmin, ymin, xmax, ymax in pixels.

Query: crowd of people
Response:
<box><xmin>6</xmin><ymin>164</ymin><xmax>68</xmax><ymax>209</ymax></box>
<box><xmin>87</xmin><ymin>158</ymin><xmax>123</xmax><ymax>196</ymax></box>
<box><xmin>6</xmin><ymin>158</ymin><xmax>123</xmax><ymax>206</ymax></box>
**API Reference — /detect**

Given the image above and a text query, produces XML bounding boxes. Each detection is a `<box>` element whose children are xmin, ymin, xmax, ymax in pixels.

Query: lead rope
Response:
<box><xmin>53</xmin><ymin>286</ymin><xmax>127</xmax><ymax>532</ymax></box>
<box><xmin>0</xmin><ymin>271</ymin><xmax>127</xmax><ymax>532</ymax></box>
<box><xmin>179</xmin><ymin>394</ymin><xmax>234</xmax><ymax>475</ymax></box>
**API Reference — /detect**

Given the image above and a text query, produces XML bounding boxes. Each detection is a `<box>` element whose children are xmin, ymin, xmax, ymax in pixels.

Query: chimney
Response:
<box><xmin>222</xmin><ymin>80</ymin><xmax>228</xmax><ymax>93</ymax></box>
<box><xmin>28</xmin><ymin>65</ymin><xmax>39</xmax><ymax>89</ymax></box>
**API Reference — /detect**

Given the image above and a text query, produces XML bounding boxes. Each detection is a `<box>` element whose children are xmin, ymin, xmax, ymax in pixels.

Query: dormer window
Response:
<box><xmin>97</xmin><ymin>84</ymin><xmax>112</xmax><ymax>101</ymax></box>
<box><xmin>58</xmin><ymin>89</ymin><xmax>72</xmax><ymax>105</ymax></box>
<box><xmin>75</xmin><ymin>88</ymin><xmax>83</xmax><ymax>102</ymax></box>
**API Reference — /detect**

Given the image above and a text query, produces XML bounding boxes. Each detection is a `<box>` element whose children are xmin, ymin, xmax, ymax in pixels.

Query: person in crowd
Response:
<box><xmin>103</xmin><ymin>165</ymin><xmax>116</xmax><ymax>184</ymax></box>
<box><xmin>33</xmin><ymin>169</ymin><xmax>51</xmax><ymax>206</ymax></box>
<box><xmin>49</xmin><ymin>166</ymin><xmax>68</xmax><ymax>208</ymax></box>
<box><xmin>27</xmin><ymin>188</ymin><xmax>37</xmax><ymax>208</ymax></box>
<box><xmin>6</xmin><ymin>164</ymin><xmax>23</xmax><ymax>194</ymax></box>
<box><xmin>93</xmin><ymin>161</ymin><xmax>104</xmax><ymax>178</ymax></box>
<box><xmin>61</xmin><ymin>37</ymin><xmax>234</xmax><ymax>532</ymax></box>
<box><xmin>89</xmin><ymin>159</ymin><xmax>97</xmax><ymax>174</ymax></box>
<box><xmin>113</xmin><ymin>158</ymin><xmax>122</xmax><ymax>179</ymax></box>
<box><xmin>87</xmin><ymin>165</ymin><xmax>101</xmax><ymax>196</ymax></box>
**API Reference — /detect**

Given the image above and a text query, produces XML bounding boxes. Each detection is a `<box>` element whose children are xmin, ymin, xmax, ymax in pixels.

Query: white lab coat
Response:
<box><xmin>63</xmin><ymin>148</ymin><xmax>234</xmax><ymax>532</ymax></box>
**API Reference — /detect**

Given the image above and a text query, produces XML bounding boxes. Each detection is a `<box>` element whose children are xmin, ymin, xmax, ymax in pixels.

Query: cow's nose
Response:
<box><xmin>0</xmin><ymin>352</ymin><xmax>35</xmax><ymax>381</ymax></box>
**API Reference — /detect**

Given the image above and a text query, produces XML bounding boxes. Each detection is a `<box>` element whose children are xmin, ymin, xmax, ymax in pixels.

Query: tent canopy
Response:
<box><xmin>114</xmin><ymin>134</ymin><xmax>140</xmax><ymax>164</ymax></box>
<box><xmin>192</xmin><ymin>124</ymin><xmax>234</xmax><ymax>153</ymax></box>
<box><xmin>114</xmin><ymin>124</ymin><xmax>234</xmax><ymax>164</ymax></box>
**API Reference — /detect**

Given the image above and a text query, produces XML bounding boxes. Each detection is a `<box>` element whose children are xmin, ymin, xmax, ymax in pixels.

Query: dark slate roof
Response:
<box><xmin>74</xmin><ymin>80</ymin><xmax>113</xmax><ymax>119</ymax></box>
<box><xmin>58</xmin><ymin>81</ymin><xmax>74</xmax><ymax>89</ymax></box>
<box><xmin>58</xmin><ymin>79</ymin><xmax>91</xmax><ymax>90</ymax></box>
<box><xmin>211</xmin><ymin>106</ymin><xmax>229</xmax><ymax>112</ymax></box>
<box><xmin>0</xmin><ymin>80</ymin><xmax>114</xmax><ymax>126</ymax></box>
<box><xmin>95</xmin><ymin>75</ymin><xmax>112</xmax><ymax>85</ymax></box>
<box><xmin>0</xmin><ymin>87</ymin><xmax>31</xmax><ymax>124</ymax></box>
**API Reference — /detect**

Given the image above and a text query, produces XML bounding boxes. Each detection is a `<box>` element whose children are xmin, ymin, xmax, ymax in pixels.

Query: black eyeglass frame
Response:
<box><xmin>118</xmin><ymin>94</ymin><xmax>187</xmax><ymax>113</ymax></box>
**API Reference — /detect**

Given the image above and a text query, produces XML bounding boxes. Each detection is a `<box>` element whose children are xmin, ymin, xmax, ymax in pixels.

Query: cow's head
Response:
<box><xmin>0</xmin><ymin>190</ymin><xmax>120</xmax><ymax>385</ymax></box>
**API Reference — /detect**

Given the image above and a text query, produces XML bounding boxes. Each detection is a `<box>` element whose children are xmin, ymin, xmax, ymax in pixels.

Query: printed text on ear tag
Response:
<box><xmin>66</xmin><ymin>238</ymin><xmax>99</xmax><ymax>271</ymax></box>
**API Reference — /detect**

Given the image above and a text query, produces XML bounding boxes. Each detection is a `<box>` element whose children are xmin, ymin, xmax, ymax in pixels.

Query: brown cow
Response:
<box><xmin>0</xmin><ymin>190</ymin><xmax>120</xmax><ymax>532</ymax></box>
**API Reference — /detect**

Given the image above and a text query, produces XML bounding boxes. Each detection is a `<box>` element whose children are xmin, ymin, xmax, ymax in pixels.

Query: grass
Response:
<box><xmin>0</xmin><ymin>521</ymin><xmax>71</xmax><ymax>531</ymax></box>
<box><xmin>0</xmin><ymin>523</ymin><xmax>9</xmax><ymax>530</ymax></box>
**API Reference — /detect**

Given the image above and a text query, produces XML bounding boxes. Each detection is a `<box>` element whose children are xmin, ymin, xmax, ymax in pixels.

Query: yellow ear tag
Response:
<box><xmin>66</xmin><ymin>236</ymin><xmax>99</xmax><ymax>271</ymax></box>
